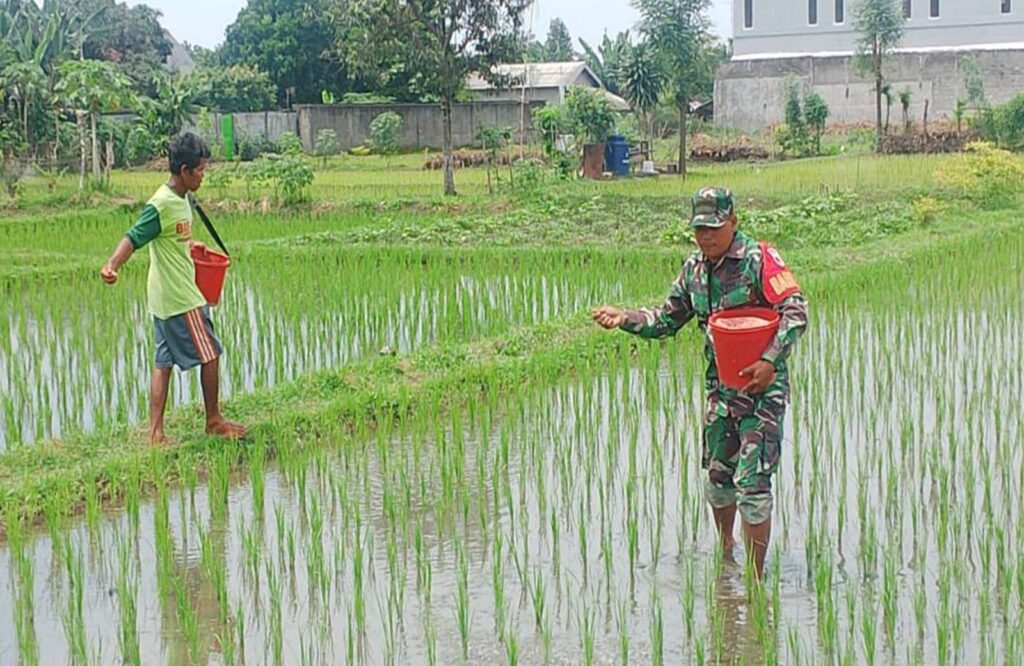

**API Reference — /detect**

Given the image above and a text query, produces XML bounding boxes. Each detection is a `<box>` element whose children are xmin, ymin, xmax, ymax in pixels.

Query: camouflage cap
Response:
<box><xmin>690</xmin><ymin>187</ymin><xmax>735</xmax><ymax>228</ymax></box>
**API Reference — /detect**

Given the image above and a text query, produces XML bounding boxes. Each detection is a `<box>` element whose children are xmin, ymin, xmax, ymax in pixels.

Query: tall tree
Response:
<box><xmin>634</xmin><ymin>0</ymin><xmax>717</xmax><ymax>176</ymax></box>
<box><xmin>854</xmin><ymin>0</ymin><xmax>903</xmax><ymax>152</ymax></box>
<box><xmin>578</xmin><ymin>31</ymin><xmax>631</xmax><ymax>96</ymax></box>
<box><xmin>55</xmin><ymin>58</ymin><xmax>133</xmax><ymax>184</ymax></box>
<box><xmin>621</xmin><ymin>42</ymin><xmax>663</xmax><ymax>144</ymax></box>
<box><xmin>77</xmin><ymin>0</ymin><xmax>172</xmax><ymax>93</ymax></box>
<box><xmin>221</xmin><ymin>0</ymin><xmax>346</xmax><ymax>107</ymax></box>
<box><xmin>543</xmin><ymin>18</ymin><xmax>574</xmax><ymax>62</ymax></box>
<box><xmin>344</xmin><ymin>0</ymin><xmax>529</xmax><ymax>196</ymax></box>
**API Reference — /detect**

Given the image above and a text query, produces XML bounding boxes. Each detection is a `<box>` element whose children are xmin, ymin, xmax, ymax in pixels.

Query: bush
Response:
<box><xmin>243</xmin><ymin>153</ymin><xmax>315</xmax><ymax>205</ymax></box>
<box><xmin>126</xmin><ymin>125</ymin><xmax>161</xmax><ymax>166</ymax></box>
<box><xmin>238</xmin><ymin>135</ymin><xmax>276</xmax><ymax>161</ymax></box>
<box><xmin>973</xmin><ymin>94</ymin><xmax>1024</xmax><ymax>150</ymax></box>
<box><xmin>314</xmin><ymin>129</ymin><xmax>340</xmax><ymax>165</ymax></box>
<box><xmin>368</xmin><ymin>112</ymin><xmax>403</xmax><ymax>155</ymax></box>
<box><xmin>934</xmin><ymin>141</ymin><xmax>1024</xmax><ymax>208</ymax></box>
<box><xmin>275</xmin><ymin>131</ymin><xmax>304</xmax><ymax>155</ymax></box>
<box><xmin>564</xmin><ymin>86</ymin><xmax>617</xmax><ymax>144</ymax></box>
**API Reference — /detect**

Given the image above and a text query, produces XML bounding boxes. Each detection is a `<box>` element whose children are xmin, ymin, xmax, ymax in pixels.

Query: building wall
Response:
<box><xmin>296</xmin><ymin>101</ymin><xmax>545</xmax><ymax>151</ymax></box>
<box><xmin>734</xmin><ymin>0</ymin><xmax>1024</xmax><ymax>57</ymax></box>
<box><xmin>715</xmin><ymin>48</ymin><xmax>1024</xmax><ymax>131</ymax></box>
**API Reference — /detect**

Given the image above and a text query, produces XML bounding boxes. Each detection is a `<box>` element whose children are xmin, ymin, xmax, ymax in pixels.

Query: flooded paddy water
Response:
<box><xmin>0</xmin><ymin>247</ymin><xmax>663</xmax><ymax>449</ymax></box>
<box><xmin>1</xmin><ymin>230</ymin><xmax>1021</xmax><ymax>665</ymax></box>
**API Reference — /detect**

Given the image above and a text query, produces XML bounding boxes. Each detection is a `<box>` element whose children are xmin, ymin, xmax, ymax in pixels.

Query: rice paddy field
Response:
<box><xmin>1</xmin><ymin>152</ymin><xmax>1022</xmax><ymax>665</ymax></box>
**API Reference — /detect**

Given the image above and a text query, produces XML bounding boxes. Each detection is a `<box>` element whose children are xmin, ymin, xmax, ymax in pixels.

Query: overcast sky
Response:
<box><xmin>127</xmin><ymin>0</ymin><xmax>734</xmax><ymax>51</ymax></box>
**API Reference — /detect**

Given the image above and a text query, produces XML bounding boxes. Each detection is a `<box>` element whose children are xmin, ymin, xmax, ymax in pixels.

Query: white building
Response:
<box><xmin>734</xmin><ymin>0</ymin><xmax>1023</xmax><ymax>57</ymax></box>
<box><xmin>718</xmin><ymin>0</ymin><xmax>1024</xmax><ymax>130</ymax></box>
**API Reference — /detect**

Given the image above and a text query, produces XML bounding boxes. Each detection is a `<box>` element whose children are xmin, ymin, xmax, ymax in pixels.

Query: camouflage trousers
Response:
<box><xmin>701</xmin><ymin>392</ymin><xmax>786</xmax><ymax>526</ymax></box>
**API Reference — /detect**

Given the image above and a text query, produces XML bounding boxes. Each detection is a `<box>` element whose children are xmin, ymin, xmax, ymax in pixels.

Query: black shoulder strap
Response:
<box><xmin>188</xmin><ymin>194</ymin><xmax>229</xmax><ymax>256</ymax></box>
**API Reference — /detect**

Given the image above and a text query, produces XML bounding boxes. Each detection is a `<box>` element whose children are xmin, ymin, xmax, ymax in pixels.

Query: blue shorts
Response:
<box><xmin>154</xmin><ymin>306</ymin><xmax>223</xmax><ymax>370</ymax></box>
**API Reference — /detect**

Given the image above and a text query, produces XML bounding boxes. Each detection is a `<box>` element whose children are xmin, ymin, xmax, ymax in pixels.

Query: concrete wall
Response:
<box><xmin>734</xmin><ymin>0</ymin><xmax>1024</xmax><ymax>57</ymax></box>
<box><xmin>296</xmin><ymin>101</ymin><xmax>545</xmax><ymax>151</ymax></box>
<box><xmin>715</xmin><ymin>48</ymin><xmax>1024</xmax><ymax>131</ymax></box>
<box><xmin>185</xmin><ymin>111</ymin><xmax>298</xmax><ymax>147</ymax></box>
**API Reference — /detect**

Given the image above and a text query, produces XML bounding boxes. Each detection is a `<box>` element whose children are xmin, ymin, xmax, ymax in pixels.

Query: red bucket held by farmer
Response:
<box><xmin>709</xmin><ymin>243</ymin><xmax>801</xmax><ymax>390</ymax></box>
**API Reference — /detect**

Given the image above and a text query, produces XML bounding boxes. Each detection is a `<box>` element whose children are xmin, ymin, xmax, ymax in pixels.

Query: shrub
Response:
<box><xmin>275</xmin><ymin>132</ymin><xmax>304</xmax><ymax>155</ymax></box>
<box><xmin>314</xmin><ymin>129</ymin><xmax>340</xmax><ymax>165</ymax></box>
<box><xmin>564</xmin><ymin>86</ymin><xmax>617</xmax><ymax>144</ymax></box>
<box><xmin>238</xmin><ymin>135</ymin><xmax>276</xmax><ymax>161</ymax></box>
<box><xmin>126</xmin><ymin>125</ymin><xmax>161</xmax><ymax>166</ymax></box>
<box><xmin>368</xmin><ymin>112</ymin><xmax>403</xmax><ymax>156</ymax></box>
<box><xmin>934</xmin><ymin>141</ymin><xmax>1024</xmax><ymax>208</ymax></box>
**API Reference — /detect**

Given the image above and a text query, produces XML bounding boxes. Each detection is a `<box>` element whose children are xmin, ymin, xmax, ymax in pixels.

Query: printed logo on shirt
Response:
<box><xmin>174</xmin><ymin>219</ymin><xmax>193</xmax><ymax>242</ymax></box>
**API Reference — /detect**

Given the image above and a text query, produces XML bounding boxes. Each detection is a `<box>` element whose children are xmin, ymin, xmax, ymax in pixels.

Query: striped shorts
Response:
<box><xmin>154</xmin><ymin>306</ymin><xmax>223</xmax><ymax>370</ymax></box>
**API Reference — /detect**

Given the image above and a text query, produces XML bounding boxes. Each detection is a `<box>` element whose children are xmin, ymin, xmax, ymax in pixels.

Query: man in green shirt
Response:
<box><xmin>593</xmin><ymin>187</ymin><xmax>808</xmax><ymax>579</ymax></box>
<box><xmin>100</xmin><ymin>132</ymin><xmax>246</xmax><ymax>446</ymax></box>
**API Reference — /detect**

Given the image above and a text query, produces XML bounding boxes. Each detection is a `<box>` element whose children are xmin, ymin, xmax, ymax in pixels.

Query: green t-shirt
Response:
<box><xmin>125</xmin><ymin>184</ymin><xmax>207</xmax><ymax>319</ymax></box>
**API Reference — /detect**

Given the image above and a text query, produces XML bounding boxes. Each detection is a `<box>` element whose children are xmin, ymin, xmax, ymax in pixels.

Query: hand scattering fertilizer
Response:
<box><xmin>708</xmin><ymin>307</ymin><xmax>780</xmax><ymax>390</ymax></box>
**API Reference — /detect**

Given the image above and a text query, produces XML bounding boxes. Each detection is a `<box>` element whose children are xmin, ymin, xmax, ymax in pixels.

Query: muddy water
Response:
<box><xmin>1</xmin><ymin>263</ymin><xmax>1021</xmax><ymax>665</ymax></box>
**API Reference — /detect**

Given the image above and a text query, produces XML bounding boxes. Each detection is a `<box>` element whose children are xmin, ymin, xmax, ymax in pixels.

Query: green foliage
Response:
<box><xmin>128</xmin><ymin>124</ymin><xmax>161</xmax><ymax>165</ymax></box>
<box><xmin>634</xmin><ymin>0</ymin><xmax>719</xmax><ymax>172</ymax></box>
<box><xmin>275</xmin><ymin>131</ymin><xmax>304</xmax><ymax>156</ymax></box>
<box><xmin>972</xmin><ymin>94</ymin><xmax>1024</xmax><ymax>150</ymax></box>
<box><xmin>803</xmin><ymin>92</ymin><xmax>829</xmax><ymax>153</ymax></box>
<box><xmin>934</xmin><ymin>141</ymin><xmax>1024</xmax><ymax>208</ymax></box>
<box><xmin>776</xmin><ymin>84</ymin><xmax>829</xmax><ymax>158</ymax></box>
<box><xmin>340</xmin><ymin>92</ymin><xmax>397</xmax><ymax>105</ymax></box>
<box><xmin>238</xmin><ymin>135</ymin><xmax>277</xmax><ymax>162</ymax></box>
<box><xmin>368</xmin><ymin>112</ymin><xmax>403</xmax><ymax>156</ymax></box>
<box><xmin>544</xmin><ymin>18</ymin><xmax>575</xmax><ymax>61</ymax></box>
<box><xmin>344</xmin><ymin>0</ymin><xmax>530</xmax><ymax>194</ymax></box>
<box><xmin>578</xmin><ymin>31</ymin><xmax>632</xmax><ymax>96</ymax></box>
<box><xmin>243</xmin><ymin>152</ymin><xmax>315</xmax><ymax>204</ymax></box>
<box><xmin>185</xmin><ymin>65</ymin><xmax>275</xmax><ymax>113</ymax></box>
<box><xmin>78</xmin><ymin>0</ymin><xmax>173</xmax><ymax>93</ymax></box>
<box><xmin>532</xmin><ymin>105</ymin><xmax>569</xmax><ymax>156</ymax></box>
<box><xmin>220</xmin><ymin>0</ymin><xmax>345</xmax><ymax>106</ymax></box>
<box><xmin>314</xmin><ymin>129</ymin><xmax>341</xmax><ymax>165</ymax></box>
<box><xmin>960</xmin><ymin>55</ymin><xmax>987</xmax><ymax>111</ymax></box>
<box><xmin>622</xmin><ymin>42</ymin><xmax>663</xmax><ymax>142</ymax></box>
<box><xmin>565</xmin><ymin>86</ymin><xmax>617</xmax><ymax>144</ymax></box>
<box><xmin>854</xmin><ymin>0</ymin><xmax>904</xmax><ymax>146</ymax></box>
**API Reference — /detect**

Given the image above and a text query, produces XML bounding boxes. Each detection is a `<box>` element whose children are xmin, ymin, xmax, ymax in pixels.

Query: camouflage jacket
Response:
<box><xmin>620</xmin><ymin>230</ymin><xmax>809</xmax><ymax>417</ymax></box>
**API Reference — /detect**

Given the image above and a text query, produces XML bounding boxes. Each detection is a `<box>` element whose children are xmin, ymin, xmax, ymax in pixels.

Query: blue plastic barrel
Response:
<box><xmin>604</xmin><ymin>135</ymin><xmax>630</xmax><ymax>176</ymax></box>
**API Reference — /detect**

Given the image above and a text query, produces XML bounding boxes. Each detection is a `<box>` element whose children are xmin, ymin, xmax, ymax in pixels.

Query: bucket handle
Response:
<box><xmin>188</xmin><ymin>194</ymin><xmax>229</xmax><ymax>257</ymax></box>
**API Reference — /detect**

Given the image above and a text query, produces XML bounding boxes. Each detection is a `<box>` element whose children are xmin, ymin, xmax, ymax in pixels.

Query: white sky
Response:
<box><xmin>126</xmin><ymin>0</ymin><xmax>734</xmax><ymax>51</ymax></box>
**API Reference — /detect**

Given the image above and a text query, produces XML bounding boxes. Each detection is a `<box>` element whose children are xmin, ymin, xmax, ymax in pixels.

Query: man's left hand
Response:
<box><xmin>739</xmin><ymin>360</ymin><xmax>776</xmax><ymax>394</ymax></box>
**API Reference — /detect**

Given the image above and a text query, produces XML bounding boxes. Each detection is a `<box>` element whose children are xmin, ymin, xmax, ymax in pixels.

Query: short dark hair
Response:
<box><xmin>168</xmin><ymin>132</ymin><xmax>211</xmax><ymax>175</ymax></box>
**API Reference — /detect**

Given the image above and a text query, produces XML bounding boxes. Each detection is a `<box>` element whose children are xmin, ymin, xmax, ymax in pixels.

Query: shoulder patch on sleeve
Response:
<box><xmin>759</xmin><ymin>242</ymin><xmax>801</xmax><ymax>304</ymax></box>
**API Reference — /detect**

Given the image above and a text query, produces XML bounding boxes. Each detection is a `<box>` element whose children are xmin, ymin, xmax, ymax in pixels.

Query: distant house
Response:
<box><xmin>466</xmin><ymin>61</ymin><xmax>631</xmax><ymax>111</ymax></box>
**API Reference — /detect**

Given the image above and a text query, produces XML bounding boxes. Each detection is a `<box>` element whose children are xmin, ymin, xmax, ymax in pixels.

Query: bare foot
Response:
<box><xmin>148</xmin><ymin>432</ymin><xmax>177</xmax><ymax>448</ymax></box>
<box><xmin>722</xmin><ymin>536</ymin><xmax>737</xmax><ymax>563</ymax></box>
<box><xmin>206</xmin><ymin>418</ymin><xmax>248</xmax><ymax>440</ymax></box>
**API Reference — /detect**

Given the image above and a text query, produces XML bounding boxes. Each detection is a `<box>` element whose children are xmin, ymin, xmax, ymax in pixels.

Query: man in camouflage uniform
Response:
<box><xmin>593</xmin><ymin>188</ymin><xmax>808</xmax><ymax>578</ymax></box>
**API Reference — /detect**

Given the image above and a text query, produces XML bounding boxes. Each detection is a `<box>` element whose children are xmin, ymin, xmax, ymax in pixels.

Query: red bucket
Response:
<box><xmin>708</xmin><ymin>307</ymin><xmax>780</xmax><ymax>390</ymax></box>
<box><xmin>191</xmin><ymin>245</ymin><xmax>230</xmax><ymax>306</ymax></box>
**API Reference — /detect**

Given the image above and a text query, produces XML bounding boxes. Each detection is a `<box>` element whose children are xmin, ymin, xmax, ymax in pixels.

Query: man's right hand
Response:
<box><xmin>100</xmin><ymin>264</ymin><xmax>118</xmax><ymax>285</ymax></box>
<box><xmin>592</xmin><ymin>306</ymin><xmax>627</xmax><ymax>330</ymax></box>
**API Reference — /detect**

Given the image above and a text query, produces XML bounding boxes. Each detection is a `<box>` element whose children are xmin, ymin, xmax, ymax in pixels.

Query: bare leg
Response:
<box><xmin>200</xmin><ymin>357</ymin><xmax>247</xmax><ymax>439</ymax></box>
<box><xmin>712</xmin><ymin>503</ymin><xmax>738</xmax><ymax>561</ymax></box>
<box><xmin>149</xmin><ymin>367</ymin><xmax>173</xmax><ymax>446</ymax></box>
<box><xmin>742</xmin><ymin>517</ymin><xmax>772</xmax><ymax>580</ymax></box>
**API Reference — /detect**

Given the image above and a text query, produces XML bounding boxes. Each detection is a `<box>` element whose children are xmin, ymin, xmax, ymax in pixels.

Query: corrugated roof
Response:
<box><xmin>466</xmin><ymin>61</ymin><xmax>603</xmax><ymax>90</ymax></box>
